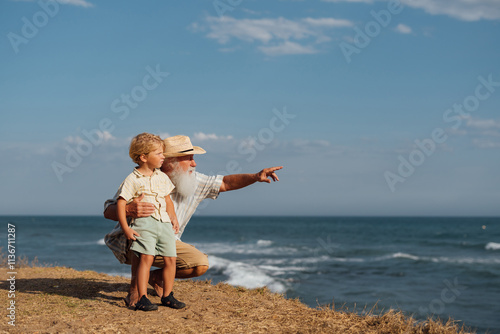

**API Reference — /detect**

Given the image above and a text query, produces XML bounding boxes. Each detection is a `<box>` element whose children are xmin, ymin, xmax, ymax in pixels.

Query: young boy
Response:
<box><xmin>116</xmin><ymin>133</ymin><xmax>186</xmax><ymax>311</ymax></box>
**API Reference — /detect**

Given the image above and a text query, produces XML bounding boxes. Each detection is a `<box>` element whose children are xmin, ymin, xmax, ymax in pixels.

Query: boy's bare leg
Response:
<box><xmin>138</xmin><ymin>254</ymin><xmax>154</xmax><ymax>298</ymax></box>
<box><xmin>125</xmin><ymin>255</ymin><xmax>140</xmax><ymax>307</ymax></box>
<box><xmin>162</xmin><ymin>257</ymin><xmax>176</xmax><ymax>297</ymax></box>
<box><xmin>147</xmin><ymin>241</ymin><xmax>209</xmax><ymax>297</ymax></box>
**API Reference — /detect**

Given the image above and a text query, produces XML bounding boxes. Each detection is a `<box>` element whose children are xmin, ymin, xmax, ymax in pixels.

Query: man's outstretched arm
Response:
<box><xmin>103</xmin><ymin>194</ymin><xmax>155</xmax><ymax>221</ymax></box>
<box><xmin>219</xmin><ymin>166</ymin><xmax>283</xmax><ymax>193</ymax></box>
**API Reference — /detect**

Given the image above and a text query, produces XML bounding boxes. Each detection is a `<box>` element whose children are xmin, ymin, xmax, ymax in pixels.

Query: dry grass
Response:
<box><xmin>0</xmin><ymin>252</ymin><xmax>475</xmax><ymax>333</ymax></box>
<box><xmin>0</xmin><ymin>248</ymin><xmax>50</xmax><ymax>269</ymax></box>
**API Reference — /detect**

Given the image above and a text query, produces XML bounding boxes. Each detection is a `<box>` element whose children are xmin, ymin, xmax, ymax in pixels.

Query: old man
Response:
<box><xmin>104</xmin><ymin>135</ymin><xmax>282</xmax><ymax>306</ymax></box>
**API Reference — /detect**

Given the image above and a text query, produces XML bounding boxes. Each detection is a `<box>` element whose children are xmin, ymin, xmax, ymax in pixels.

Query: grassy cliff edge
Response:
<box><xmin>0</xmin><ymin>264</ymin><xmax>474</xmax><ymax>334</ymax></box>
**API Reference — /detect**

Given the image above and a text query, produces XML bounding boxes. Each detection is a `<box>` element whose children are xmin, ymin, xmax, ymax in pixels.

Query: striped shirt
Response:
<box><xmin>104</xmin><ymin>172</ymin><xmax>223</xmax><ymax>263</ymax></box>
<box><xmin>116</xmin><ymin>168</ymin><xmax>175</xmax><ymax>223</ymax></box>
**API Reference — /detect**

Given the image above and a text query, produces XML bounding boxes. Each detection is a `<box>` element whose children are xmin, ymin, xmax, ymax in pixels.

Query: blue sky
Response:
<box><xmin>1</xmin><ymin>0</ymin><xmax>499</xmax><ymax>216</ymax></box>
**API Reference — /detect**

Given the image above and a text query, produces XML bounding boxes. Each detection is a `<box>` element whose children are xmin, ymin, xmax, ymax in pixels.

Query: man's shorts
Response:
<box><xmin>153</xmin><ymin>240</ymin><xmax>209</xmax><ymax>269</ymax></box>
<box><xmin>129</xmin><ymin>217</ymin><xmax>176</xmax><ymax>257</ymax></box>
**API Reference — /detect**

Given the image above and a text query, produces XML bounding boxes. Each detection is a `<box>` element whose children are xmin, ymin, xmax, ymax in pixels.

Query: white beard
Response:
<box><xmin>170</xmin><ymin>167</ymin><xmax>197</xmax><ymax>198</ymax></box>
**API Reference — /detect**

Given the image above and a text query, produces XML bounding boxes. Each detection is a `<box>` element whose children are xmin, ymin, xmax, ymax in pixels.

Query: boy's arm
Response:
<box><xmin>165</xmin><ymin>194</ymin><xmax>179</xmax><ymax>234</ymax></box>
<box><xmin>117</xmin><ymin>198</ymin><xmax>140</xmax><ymax>240</ymax></box>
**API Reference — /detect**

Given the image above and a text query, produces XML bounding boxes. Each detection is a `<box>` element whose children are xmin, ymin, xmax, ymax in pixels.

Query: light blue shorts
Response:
<box><xmin>129</xmin><ymin>216</ymin><xmax>176</xmax><ymax>257</ymax></box>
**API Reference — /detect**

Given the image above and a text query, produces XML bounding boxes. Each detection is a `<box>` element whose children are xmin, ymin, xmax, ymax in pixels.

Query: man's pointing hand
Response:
<box><xmin>256</xmin><ymin>166</ymin><xmax>283</xmax><ymax>183</ymax></box>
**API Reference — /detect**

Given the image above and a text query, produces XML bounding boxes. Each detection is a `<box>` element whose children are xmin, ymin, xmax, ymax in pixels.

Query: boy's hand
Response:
<box><xmin>124</xmin><ymin>228</ymin><xmax>140</xmax><ymax>241</ymax></box>
<box><xmin>171</xmin><ymin>220</ymin><xmax>180</xmax><ymax>234</ymax></box>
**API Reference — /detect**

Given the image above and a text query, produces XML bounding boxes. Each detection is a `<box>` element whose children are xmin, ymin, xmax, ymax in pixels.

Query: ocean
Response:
<box><xmin>2</xmin><ymin>216</ymin><xmax>499</xmax><ymax>333</ymax></box>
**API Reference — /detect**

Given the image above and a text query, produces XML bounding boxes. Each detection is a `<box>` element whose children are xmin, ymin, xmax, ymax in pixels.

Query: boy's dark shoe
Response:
<box><xmin>161</xmin><ymin>292</ymin><xmax>186</xmax><ymax>309</ymax></box>
<box><xmin>134</xmin><ymin>295</ymin><xmax>158</xmax><ymax>311</ymax></box>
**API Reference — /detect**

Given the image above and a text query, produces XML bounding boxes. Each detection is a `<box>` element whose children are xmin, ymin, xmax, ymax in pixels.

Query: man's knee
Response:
<box><xmin>192</xmin><ymin>265</ymin><xmax>208</xmax><ymax>277</ymax></box>
<box><xmin>176</xmin><ymin>240</ymin><xmax>208</xmax><ymax>267</ymax></box>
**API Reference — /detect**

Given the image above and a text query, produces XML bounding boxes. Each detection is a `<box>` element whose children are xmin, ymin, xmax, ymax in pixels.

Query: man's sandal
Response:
<box><xmin>161</xmin><ymin>292</ymin><xmax>186</xmax><ymax>309</ymax></box>
<box><xmin>134</xmin><ymin>295</ymin><xmax>158</xmax><ymax>311</ymax></box>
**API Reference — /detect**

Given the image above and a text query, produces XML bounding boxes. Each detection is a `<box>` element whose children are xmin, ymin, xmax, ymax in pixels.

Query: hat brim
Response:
<box><xmin>163</xmin><ymin>146</ymin><xmax>206</xmax><ymax>157</ymax></box>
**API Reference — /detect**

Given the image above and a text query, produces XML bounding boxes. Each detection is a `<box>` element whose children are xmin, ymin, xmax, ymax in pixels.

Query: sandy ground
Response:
<box><xmin>0</xmin><ymin>266</ymin><xmax>474</xmax><ymax>334</ymax></box>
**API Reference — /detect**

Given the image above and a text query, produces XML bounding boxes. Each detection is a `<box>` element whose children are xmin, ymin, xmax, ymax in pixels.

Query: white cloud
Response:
<box><xmin>258</xmin><ymin>41</ymin><xmax>318</xmax><ymax>56</ymax></box>
<box><xmin>14</xmin><ymin>0</ymin><xmax>94</xmax><ymax>7</ymax></box>
<box><xmin>190</xmin><ymin>133</ymin><xmax>350</xmax><ymax>157</ymax></box>
<box><xmin>460</xmin><ymin>118</ymin><xmax>500</xmax><ymax>149</ymax></box>
<box><xmin>301</xmin><ymin>17</ymin><xmax>353</xmax><ymax>27</ymax></box>
<box><xmin>480</xmin><ymin>130</ymin><xmax>500</xmax><ymax>138</ymax></box>
<box><xmin>401</xmin><ymin>0</ymin><xmax>500</xmax><ymax>21</ymax></box>
<box><xmin>64</xmin><ymin>131</ymin><xmax>115</xmax><ymax>144</ymax></box>
<box><xmin>466</xmin><ymin>118</ymin><xmax>500</xmax><ymax>130</ymax></box>
<box><xmin>202</xmin><ymin>16</ymin><xmax>302</xmax><ymax>44</ymax></box>
<box><xmin>395</xmin><ymin>23</ymin><xmax>412</xmax><ymax>34</ymax></box>
<box><xmin>102</xmin><ymin>131</ymin><xmax>114</xmax><ymax>141</ymax></box>
<box><xmin>322</xmin><ymin>0</ymin><xmax>374</xmax><ymax>3</ymax></box>
<box><xmin>241</xmin><ymin>8</ymin><xmax>263</xmax><ymax>16</ymax></box>
<box><xmin>193</xmin><ymin>16</ymin><xmax>353</xmax><ymax>56</ymax></box>
<box><xmin>322</xmin><ymin>0</ymin><xmax>500</xmax><ymax>21</ymax></box>
<box><xmin>193</xmin><ymin>132</ymin><xmax>234</xmax><ymax>141</ymax></box>
<box><xmin>472</xmin><ymin>138</ymin><xmax>500</xmax><ymax>149</ymax></box>
<box><xmin>57</xmin><ymin>0</ymin><xmax>93</xmax><ymax>7</ymax></box>
<box><xmin>159</xmin><ymin>132</ymin><xmax>171</xmax><ymax>140</ymax></box>
<box><xmin>288</xmin><ymin>139</ymin><xmax>346</xmax><ymax>154</ymax></box>
<box><xmin>464</xmin><ymin>117</ymin><xmax>500</xmax><ymax>138</ymax></box>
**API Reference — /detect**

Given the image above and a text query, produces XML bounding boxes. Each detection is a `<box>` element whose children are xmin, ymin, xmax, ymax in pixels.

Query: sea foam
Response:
<box><xmin>209</xmin><ymin>256</ymin><xmax>286</xmax><ymax>293</ymax></box>
<box><xmin>485</xmin><ymin>242</ymin><xmax>500</xmax><ymax>251</ymax></box>
<box><xmin>392</xmin><ymin>252</ymin><xmax>420</xmax><ymax>261</ymax></box>
<box><xmin>257</xmin><ymin>239</ymin><xmax>273</xmax><ymax>246</ymax></box>
<box><xmin>194</xmin><ymin>241</ymin><xmax>297</xmax><ymax>256</ymax></box>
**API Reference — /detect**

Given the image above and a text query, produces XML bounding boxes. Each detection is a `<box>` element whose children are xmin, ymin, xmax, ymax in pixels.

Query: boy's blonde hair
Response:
<box><xmin>129</xmin><ymin>133</ymin><xmax>164</xmax><ymax>164</ymax></box>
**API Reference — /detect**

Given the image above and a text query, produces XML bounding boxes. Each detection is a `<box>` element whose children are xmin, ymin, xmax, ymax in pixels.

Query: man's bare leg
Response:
<box><xmin>131</xmin><ymin>264</ymin><xmax>209</xmax><ymax>300</ymax></box>
<box><xmin>148</xmin><ymin>269</ymin><xmax>163</xmax><ymax>297</ymax></box>
<box><xmin>177</xmin><ymin>265</ymin><xmax>209</xmax><ymax>278</ymax></box>
<box><xmin>125</xmin><ymin>255</ymin><xmax>140</xmax><ymax>307</ymax></box>
<box><xmin>148</xmin><ymin>265</ymin><xmax>209</xmax><ymax>297</ymax></box>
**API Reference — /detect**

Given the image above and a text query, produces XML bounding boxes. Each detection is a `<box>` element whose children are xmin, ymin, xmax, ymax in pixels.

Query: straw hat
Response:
<box><xmin>163</xmin><ymin>135</ymin><xmax>206</xmax><ymax>157</ymax></box>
